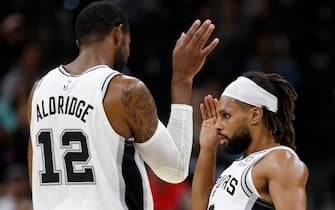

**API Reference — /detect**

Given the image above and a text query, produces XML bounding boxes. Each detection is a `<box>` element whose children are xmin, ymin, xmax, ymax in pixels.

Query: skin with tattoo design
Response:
<box><xmin>27</xmin><ymin>1</ymin><xmax>219</xmax><ymax>210</ymax></box>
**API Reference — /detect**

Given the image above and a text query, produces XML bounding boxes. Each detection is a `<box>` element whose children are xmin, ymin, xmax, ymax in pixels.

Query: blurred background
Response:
<box><xmin>0</xmin><ymin>0</ymin><xmax>334</xmax><ymax>209</ymax></box>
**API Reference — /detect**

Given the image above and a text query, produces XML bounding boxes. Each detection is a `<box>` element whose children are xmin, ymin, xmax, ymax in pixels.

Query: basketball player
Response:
<box><xmin>27</xmin><ymin>1</ymin><xmax>219</xmax><ymax>210</ymax></box>
<box><xmin>192</xmin><ymin>72</ymin><xmax>309</xmax><ymax>210</ymax></box>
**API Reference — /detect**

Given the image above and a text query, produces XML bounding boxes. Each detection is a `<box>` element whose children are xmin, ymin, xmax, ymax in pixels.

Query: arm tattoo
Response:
<box><xmin>121</xmin><ymin>81</ymin><xmax>157</xmax><ymax>142</ymax></box>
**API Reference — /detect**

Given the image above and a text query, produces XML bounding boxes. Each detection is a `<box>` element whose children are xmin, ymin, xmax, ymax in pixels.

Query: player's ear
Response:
<box><xmin>112</xmin><ymin>24</ymin><xmax>123</xmax><ymax>47</ymax></box>
<box><xmin>249</xmin><ymin>107</ymin><xmax>263</xmax><ymax>125</ymax></box>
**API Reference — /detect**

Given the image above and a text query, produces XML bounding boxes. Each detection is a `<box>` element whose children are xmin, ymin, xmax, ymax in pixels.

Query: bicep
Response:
<box><xmin>269</xmin><ymin>158</ymin><xmax>308</xmax><ymax>210</ymax></box>
<box><xmin>121</xmin><ymin>79</ymin><xmax>158</xmax><ymax>143</ymax></box>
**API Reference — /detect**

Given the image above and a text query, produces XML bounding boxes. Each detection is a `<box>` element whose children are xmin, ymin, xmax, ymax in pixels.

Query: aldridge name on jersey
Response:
<box><xmin>36</xmin><ymin>95</ymin><xmax>94</xmax><ymax>123</ymax></box>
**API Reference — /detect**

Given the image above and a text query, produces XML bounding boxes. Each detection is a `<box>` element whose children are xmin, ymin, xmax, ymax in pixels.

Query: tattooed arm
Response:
<box><xmin>103</xmin><ymin>19</ymin><xmax>219</xmax><ymax>182</ymax></box>
<box><xmin>103</xmin><ymin>18</ymin><xmax>219</xmax><ymax>142</ymax></box>
<box><xmin>120</xmin><ymin>77</ymin><xmax>158</xmax><ymax>142</ymax></box>
<box><xmin>103</xmin><ymin>75</ymin><xmax>157</xmax><ymax>142</ymax></box>
<box><xmin>104</xmin><ymin>75</ymin><xmax>190</xmax><ymax>183</ymax></box>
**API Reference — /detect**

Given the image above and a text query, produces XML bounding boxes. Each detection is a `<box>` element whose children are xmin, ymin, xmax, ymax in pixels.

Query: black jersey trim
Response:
<box><xmin>251</xmin><ymin>198</ymin><xmax>275</xmax><ymax>210</ymax></box>
<box><xmin>122</xmin><ymin>139</ymin><xmax>144</xmax><ymax>210</ymax></box>
<box><xmin>58</xmin><ymin>65</ymin><xmax>109</xmax><ymax>77</ymax></box>
<box><xmin>241</xmin><ymin>148</ymin><xmax>275</xmax><ymax>198</ymax></box>
<box><xmin>58</xmin><ymin>66</ymin><xmax>69</xmax><ymax>76</ymax></box>
<box><xmin>101</xmin><ymin>72</ymin><xmax>121</xmax><ymax>96</ymax></box>
<box><xmin>240</xmin><ymin>157</ymin><xmax>275</xmax><ymax>210</ymax></box>
<box><xmin>241</xmin><ymin>164</ymin><xmax>253</xmax><ymax>197</ymax></box>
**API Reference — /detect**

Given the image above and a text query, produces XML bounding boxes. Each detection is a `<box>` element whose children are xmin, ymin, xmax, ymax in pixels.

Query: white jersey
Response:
<box><xmin>207</xmin><ymin>145</ymin><xmax>298</xmax><ymax>210</ymax></box>
<box><xmin>30</xmin><ymin>65</ymin><xmax>153</xmax><ymax>210</ymax></box>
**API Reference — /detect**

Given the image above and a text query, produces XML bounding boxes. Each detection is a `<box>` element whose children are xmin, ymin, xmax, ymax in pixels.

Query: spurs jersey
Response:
<box><xmin>207</xmin><ymin>145</ymin><xmax>298</xmax><ymax>210</ymax></box>
<box><xmin>30</xmin><ymin>65</ymin><xmax>153</xmax><ymax>210</ymax></box>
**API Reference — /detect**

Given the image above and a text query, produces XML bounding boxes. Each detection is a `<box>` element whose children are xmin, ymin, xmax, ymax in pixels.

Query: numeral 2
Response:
<box><xmin>37</xmin><ymin>130</ymin><xmax>95</xmax><ymax>185</ymax></box>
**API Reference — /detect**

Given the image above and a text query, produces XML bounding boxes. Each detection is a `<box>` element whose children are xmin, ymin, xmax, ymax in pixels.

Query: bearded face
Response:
<box><xmin>113</xmin><ymin>33</ymin><xmax>130</xmax><ymax>71</ymax></box>
<box><xmin>223</xmin><ymin>123</ymin><xmax>252</xmax><ymax>155</ymax></box>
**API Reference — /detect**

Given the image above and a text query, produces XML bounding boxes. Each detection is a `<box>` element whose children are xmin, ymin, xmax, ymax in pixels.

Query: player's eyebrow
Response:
<box><xmin>217</xmin><ymin>108</ymin><xmax>228</xmax><ymax>115</ymax></box>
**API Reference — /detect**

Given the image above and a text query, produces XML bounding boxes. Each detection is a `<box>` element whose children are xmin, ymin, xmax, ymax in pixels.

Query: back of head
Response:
<box><xmin>242</xmin><ymin>71</ymin><xmax>298</xmax><ymax>150</ymax></box>
<box><xmin>75</xmin><ymin>1</ymin><xmax>129</xmax><ymax>47</ymax></box>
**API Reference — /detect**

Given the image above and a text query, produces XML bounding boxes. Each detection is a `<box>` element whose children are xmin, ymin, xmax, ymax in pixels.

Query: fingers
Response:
<box><xmin>201</xmin><ymin>95</ymin><xmax>218</xmax><ymax>120</ymax></box>
<box><xmin>188</xmin><ymin>19</ymin><xmax>212</xmax><ymax>47</ymax></box>
<box><xmin>182</xmin><ymin>19</ymin><xmax>219</xmax><ymax>53</ymax></box>
<box><xmin>208</xmin><ymin>95</ymin><xmax>217</xmax><ymax>117</ymax></box>
<box><xmin>201</xmin><ymin>38</ymin><xmax>219</xmax><ymax>57</ymax></box>
<box><xmin>182</xmin><ymin>20</ymin><xmax>201</xmax><ymax>45</ymax></box>
<box><xmin>205</xmin><ymin>95</ymin><xmax>217</xmax><ymax>118</ymax></box>
<box><xmin>204</xmin><ymin>95</ymin><xmax>211</xmax><ymax>116</ymax></box>
<box><xmin>193</xmin><ymin>20</ymin><xmax>215</xmax><ymax>50</ymax></box>
<box><xmin>176</xmin><ymin>32</ymin><xmax>185</xmax><ymax>46</ymax></box>
<box><xmin>200</xmin><ymin>103</ymin><xmax>208</xmax><ymax>120</ymax></box>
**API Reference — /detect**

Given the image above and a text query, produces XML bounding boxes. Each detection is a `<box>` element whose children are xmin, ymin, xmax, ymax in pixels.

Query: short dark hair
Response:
<box><xmin>242</xmin><ymin>71</ymin><xmax>298</xmax><ymax>150</ymax></box>
<box><xmin>75</xmin><ymin>1</ymin><xmax>129</xmax><ymax>46</ymax></box>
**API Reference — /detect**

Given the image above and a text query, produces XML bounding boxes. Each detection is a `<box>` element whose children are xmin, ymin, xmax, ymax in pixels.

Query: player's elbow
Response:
<box><xmin>153</xmin><ymin>166</ymin><xmax>189</xmax><ymax>183</ymax></box>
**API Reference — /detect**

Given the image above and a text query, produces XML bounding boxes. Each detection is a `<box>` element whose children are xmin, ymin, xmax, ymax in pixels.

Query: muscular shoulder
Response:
<box><xmin>113</xmin><ymin>75</ymin><xmax>153</xmax><ymax>102</ymax></box>
<box><xmin>105</xmin><ymin>75</ymin><xmax>142</xmax><ymax>93</ymax></box>
<box><xmin>105</xmin><ymin>75</ymin><xmax>156</xmax><ymax>112</ymax></box>
<box><xmin>104</xmin><ymin>75</ymin><xmax>158</xmax><ymax>142</ymax></box>
<box><xmin>261</xmin><ymin>149</ymin><xmax>308</xmax><ymax>185</ymax></box>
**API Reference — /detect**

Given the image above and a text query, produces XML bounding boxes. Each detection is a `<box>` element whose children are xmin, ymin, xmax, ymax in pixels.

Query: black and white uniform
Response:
<box><xmin>207</xmin><ymin>145</ymin><xmax>298</xmax><ymax>210</ymax></box>
<box><xmin>30</xmin><ymin>65</ymin><xmax>153</xmax><ymax>210</ymax></box>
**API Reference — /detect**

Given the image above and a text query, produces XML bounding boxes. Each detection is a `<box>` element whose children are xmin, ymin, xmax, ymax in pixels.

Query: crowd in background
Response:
<box><xmin>0</xmin><ymin>0</ymin><xmax>334</xmax><ymax>209</ymax></box>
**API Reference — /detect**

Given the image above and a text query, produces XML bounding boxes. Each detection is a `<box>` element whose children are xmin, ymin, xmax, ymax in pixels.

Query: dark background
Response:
<box><xmin>0</xmin><ymin>0</ymin><xmax>334</xmax><ymax>209</ymax></box>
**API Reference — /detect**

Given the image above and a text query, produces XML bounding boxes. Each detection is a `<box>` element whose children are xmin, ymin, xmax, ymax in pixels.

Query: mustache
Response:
<box><xmin>217</xmin><ymin>131</ymin><xmax>229</xmax><ymax>141</ymax></box>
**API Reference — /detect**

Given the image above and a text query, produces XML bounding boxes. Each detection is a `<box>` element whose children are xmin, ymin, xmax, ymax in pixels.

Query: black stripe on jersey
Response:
<box><xmin>241</xmin><ymin>152</ymin><xmax>270</xmax><ymax>197</ymax></box>
<box><xmin>122</xmin><ymin>139</ymin><xmax>144</xmax><ymax>210</ymax></box>
<box><xmin>58</xmin><ymin>66</ymin><xmax>69</xmax><ymax>76</ymax></box>
<box><xmin>251</xmin><ymin>198</ymin><xmax>275</xmax><ymax>210</ymax></box>
<box><xmin>241</xmin><ymin>162</ymin><xmax>275</xmax><ymax>210</ymax></box>
<box><xmin>83</xmin><ymin>65</ymin><xmax>107</xmax><ymax>74</ymax></box>
<box><xmin>241</xmin><ymin>164</ymin><xmax>253</xmax><ymax>197</ymax></box>
<box><xmin>59</xmin><ymin>65</ymin><xmax>80</xmax><ymax>77</ymax></box>
<box><xmin>101</xmin><ymin>72</ymin><xmax>120</xmax><ymax>93</ymax></box>
<box><xmin>59</xmin><ymin>65</ymin><xmax>109</xmax><ymax>77</ymax></box>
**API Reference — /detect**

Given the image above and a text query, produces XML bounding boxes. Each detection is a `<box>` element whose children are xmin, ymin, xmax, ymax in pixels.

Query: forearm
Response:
<box><xmin>166</xmin><ymin>104</ymin><xmax>193</xmax><ymax>176</ymax></box>
<box><xmin>192</xmin><ymin>147</ymin><xmax>217</xmax><ymax>210</ymax></box>
<box><xmin>135</xmin><ymin>105</ymin><xmax>193</xmax><ymax>183</ymax></box>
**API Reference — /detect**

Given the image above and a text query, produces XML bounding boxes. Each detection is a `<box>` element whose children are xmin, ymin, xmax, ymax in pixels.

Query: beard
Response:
<box><xmin>223</xmin><ymin>125</ymin><xmax>251</xmax><ymax>155</ymax></box>
<box><xmin>113</xmin><ymin>38</ymin><xmax>128</xmax><ymax>71</ymax></box>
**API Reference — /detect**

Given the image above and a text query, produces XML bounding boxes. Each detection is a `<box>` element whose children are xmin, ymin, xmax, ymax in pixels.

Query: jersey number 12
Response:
<box><xmin>37</xmin><ymin>129</ymin><xmax>95</xmax><ymax>185</ymax></box>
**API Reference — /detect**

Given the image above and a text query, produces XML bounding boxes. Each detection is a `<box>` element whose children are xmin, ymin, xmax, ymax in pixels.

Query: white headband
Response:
<box><xmin>221</xmin><ymin>76</ymin><xmax>278</xmax><ymax>113</ymax></box>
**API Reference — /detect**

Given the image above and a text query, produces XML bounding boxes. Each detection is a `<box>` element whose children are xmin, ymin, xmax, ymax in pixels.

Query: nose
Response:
<box><xmin>214</xmin><ymin>118</ymin><xmax>223</xmax><ymax>132</ymax></box>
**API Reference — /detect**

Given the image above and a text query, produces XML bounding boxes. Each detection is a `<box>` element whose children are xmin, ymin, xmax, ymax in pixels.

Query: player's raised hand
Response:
<box><xmin>172</xmin><ymin>19</ymin><xmax>219</xmax><ymax>81</ymax></box>
<box><xmin>199</xmin><ymin>95</ymin><xmax>220</xmax><ymax>150</ymax></box>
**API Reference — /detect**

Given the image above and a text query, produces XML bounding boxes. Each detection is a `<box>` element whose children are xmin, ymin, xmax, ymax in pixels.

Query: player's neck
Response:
<box><xmin>65</xmin><ymin>45</ymin><xmax>114</xmax><ymax>74</ymax></box>
<box><xmin>244</xmin><ymin>125</ymin><xmax>278</xmax><ymax>156</ymax></box>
